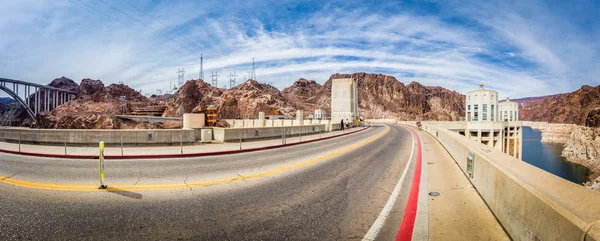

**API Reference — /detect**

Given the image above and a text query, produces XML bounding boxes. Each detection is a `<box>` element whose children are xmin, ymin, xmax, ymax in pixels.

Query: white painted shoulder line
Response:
<box><xmin>362</xmin><ymin>129</ymin><xmax>415</xmax><ymax>241</ymax></box>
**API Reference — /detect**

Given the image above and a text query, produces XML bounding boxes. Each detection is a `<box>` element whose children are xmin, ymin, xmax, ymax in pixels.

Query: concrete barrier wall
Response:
<box><xmin>366</xmin><ymin>118</ymin><xmax>398</xmax><ymax>123</ymax></box>
<box><xmin>413</xmin><ymin>123</ymin><xmax>600</xmax><ymax>241</ymax></box>
<box><xmin>212</xmin><ymin>124</ymin><xmax>327</xmax><ymax>142</ymax></box>
<box><xmin>0</xmin><ymin>127</ymin><xmax>196</xmax><ymax>144</ymax></box>
<box><xmin>521</xmin><ymin>121</ymin><xmax>550</xmax><ymax>130</ymax></box>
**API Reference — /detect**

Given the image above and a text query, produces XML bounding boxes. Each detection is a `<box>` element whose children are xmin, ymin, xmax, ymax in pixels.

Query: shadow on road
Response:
<box><xmin>106</xmin><ymin>188</ymin><xmax>143</xmax><ymax>199</ymax></box>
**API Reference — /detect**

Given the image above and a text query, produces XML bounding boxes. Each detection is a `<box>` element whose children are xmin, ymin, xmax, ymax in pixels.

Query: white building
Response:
<box><xmin>331</xmin><ymin>78</ymin><xmax>358</xmax><ymax>126</ymax></box>
<box><xmin>465</xmin><ymin>83</ymin><xmax>498</xmax><ymax>122</ymax></box>
<box><xmin>499</xmin><ymin>98</ymin><xmax>519</xmax><ymax>121</ymax></box>
<box><xmin>314</xmin><ymin>108</ymin><xmax>327</xmax><ymax>119</ymax></box>
<box><xmin>459</xmin><ymin>84</ymin><xmax>522</xmax><ymax>159</ymax></box>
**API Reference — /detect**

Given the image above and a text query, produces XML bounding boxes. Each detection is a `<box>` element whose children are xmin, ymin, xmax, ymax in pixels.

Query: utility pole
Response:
<box><xmin>210</xmin><ymin>72</ymin><xmax>219</xmax><ymax>87</ymax></box>
<box><xmin>228</xmin><ymin>72</ymin><xmax>238</xmax><ymax>89</ymax></box>
<box><xmin>177</xmin><ymin>68</ymin><xmax>186</xmax><ymax>87</ymax></box>
<box><xmin>199</xmin><ymin>54</ymin><xmax>203</xmax><ymax>80</ymax></box>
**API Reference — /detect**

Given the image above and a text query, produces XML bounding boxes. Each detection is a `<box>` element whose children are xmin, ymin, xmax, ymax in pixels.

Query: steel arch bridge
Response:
<box><xmin>0</xmin><ymin>78</ymin><xmax>78</xmax><ymax>123</ymax></box>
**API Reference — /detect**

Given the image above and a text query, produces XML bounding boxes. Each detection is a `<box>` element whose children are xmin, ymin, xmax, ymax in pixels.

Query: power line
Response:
<box><xmin>177</xmin><ymin>68</ymin><xmax>186</xmax><ymax>87</ymax></box>
<box><xmin>72</xmin><ymin>0</ymin><xmax>194</xmax><ymax>60</ymax></box>
<box><xmin>228</xmin><ymin>72</ymin><xmax>238</xmax><ymax>89</ymax></box>
<box><xmin>209</xmin><ymin>72</ymin><xmax>219</xmax><ymax>88</ymax></box>
<box><xmin>101</xmin><ymin>0</ymin><xmax>213</xmax><ymax>81</ymax></box>
<box><xmin>96</xmin><ymin>0</ymin><xmax>199</xmax><ymax>56</ymax></box>
<box><xmin>121</xmin><ymin>0</ymin><xmax>208</xmax><ymax>52</ymax></box>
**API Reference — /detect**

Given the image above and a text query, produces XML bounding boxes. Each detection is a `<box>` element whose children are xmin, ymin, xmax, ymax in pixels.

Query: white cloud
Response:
<box><xmin>0</xmin><ymin>0</ymin><xmax>597</xmax><ymax>99</ymax></box>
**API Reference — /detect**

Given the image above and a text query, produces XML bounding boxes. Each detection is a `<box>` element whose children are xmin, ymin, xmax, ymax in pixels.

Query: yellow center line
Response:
<box><xmin>0</xmin><ymin>125</ymin><xmax>390</xmax><ymax>191</ymax></box>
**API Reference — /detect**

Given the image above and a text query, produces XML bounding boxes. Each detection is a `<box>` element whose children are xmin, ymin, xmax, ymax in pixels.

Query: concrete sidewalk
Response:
<box><xmin>414</xmin><ymin>127</ymin><xmax>510</xmax><ymax>240</ymax></box>
<box><xmin>0</xmin><ymin>127</ymin><xmax>366</xmax><ymax>156</ymax></box>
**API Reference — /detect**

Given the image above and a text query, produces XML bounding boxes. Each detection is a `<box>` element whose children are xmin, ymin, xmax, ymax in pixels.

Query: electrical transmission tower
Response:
<box><xmin>210</xmin><ymin>72</ymin><xmax>219</xmax><ymax>87</ymax></box>
<box><xmin>251</xmin><ymin>58</ymin><xmax>256</xmax><ymax>81</ymax></box>
<box><xmin>228</xmin><ymin>72</ymin><xmax>238</xmax><ymax>89</ymax></box>
<box><xmin>199</xmin><ymin>54</ymin><xmax>203</xmax><ymax>80</ymax></box>
<box><xmin>177</xmin><ymin>68</ymin><xmax>185</xmax><ymax>87</ymax></box>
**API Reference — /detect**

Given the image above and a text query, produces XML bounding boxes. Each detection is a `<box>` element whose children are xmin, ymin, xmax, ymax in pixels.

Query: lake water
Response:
<box><xmin>522</xmin><ymin>126</ymin><xmax>591</xmax><ymax>184</ymax></box>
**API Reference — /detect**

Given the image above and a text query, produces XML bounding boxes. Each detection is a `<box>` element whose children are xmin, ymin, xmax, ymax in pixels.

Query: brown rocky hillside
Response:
<box><xmin>292</xmin><ymin>73</ymin><xmax>465</xmax><ymax>121</ymax></box>
<box><xmin>2</xmin><ymin>73</ymin><xmax>467</xmax><ymax>128</ymax></box>
<box><xmin>518</xmin><ymin>85</ymin><xmax>600</xmax><ymax>127</ymax></box>
<box><xmin>164</xmin><ymin>79</ymin><xmax>296</xmax><ymax>119</ymax></box>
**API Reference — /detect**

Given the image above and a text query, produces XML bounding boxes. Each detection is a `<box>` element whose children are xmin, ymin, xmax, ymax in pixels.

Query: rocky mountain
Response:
<box><xmin>48</xmin><ymin>77</ymin><xmax>79</xmax><ymax>92</ymax></box>
<box><xmin>282</xmin><ymin>78</ymin><xmax>323</xmax><ymax>112</ymax></box>
<box><xmin>519</xmin><ymin>85</ymin><xmax>600</xmax><ymax>127</ymax></box>
<box><xmin>291</xmin><ymin>73</ymin><xmax>465</xmax><ymax>121</ymax></box>
<box><xmin>0</xmin><ymin>97</ymin><xmax>16</xmax><ymax>112</ymax></box>
<box><xmin>2</xmin><ymin>72</ymin><xmax>466</xmax><ymax>128</ymax></box>
<box><xmin>36</xmin><ymin>79</ymin><xmax>160</xmax><ymax>129</ymax></box>
<box><xmin>164</xmin><ymin>79</ymin><xmax>296</xmax><ymax>119</ymax></box>
<box><xmin>510</xmin><ymin>94</ymin><xmax>560</xmax><ymax>105</ymax></box>
<box><xmin>163</xmin><ymin>73</ymin><xmax>465</xmax><ymax>121</ymax></box>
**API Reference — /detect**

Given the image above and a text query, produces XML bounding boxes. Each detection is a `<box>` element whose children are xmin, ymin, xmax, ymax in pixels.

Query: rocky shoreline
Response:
<box><xmin>523</xmin><ymin>121</ymin><xmax>600</xmax><ymax>190</ymax></box>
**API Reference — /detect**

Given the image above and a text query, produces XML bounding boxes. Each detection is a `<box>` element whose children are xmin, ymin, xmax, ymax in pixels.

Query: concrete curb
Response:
<box><xmin>0</xmin><ymin>127</ymin><xmax>370</xmax><ymax>160</ymax></box>
<box><xmin>396</xmin><ymin>126</ymin><xmax>423</xmax><ymax>240</ymax></box>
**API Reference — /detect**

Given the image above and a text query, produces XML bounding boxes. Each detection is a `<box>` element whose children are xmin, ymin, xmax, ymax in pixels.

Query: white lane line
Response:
<box><xmin>362</xmin><ymin>128</ymin><xmax>416</xmax><ymax>241</ymax></box>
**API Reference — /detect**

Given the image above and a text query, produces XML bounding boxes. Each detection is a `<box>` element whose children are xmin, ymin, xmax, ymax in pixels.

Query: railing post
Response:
<box><xmin>239</xmin><ymin>131</ymin><xmax>242</xmax><ymax>150</ymax></box>
<box><xmin>120</xmin><ymin>132</ymin><xmax>123</xmax><ymax>155</ymax></box>
<box><xmin>180</xmin><ymin>134</ymin><xmax>183</xmax><ymax>154</ymax></box>
<box><xmin>18</xmin><ymin>131</ymin><xmax>21</xmax><ymax>152</ymax></box>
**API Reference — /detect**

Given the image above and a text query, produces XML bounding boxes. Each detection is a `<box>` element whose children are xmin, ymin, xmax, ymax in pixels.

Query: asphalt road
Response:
<box><xmin>0</xmin><ymin>125</ymin><xmax>416</xmax><ymax>240</ymax></box>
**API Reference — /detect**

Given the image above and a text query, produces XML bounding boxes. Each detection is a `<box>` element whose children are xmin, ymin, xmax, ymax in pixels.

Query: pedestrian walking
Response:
<box><xmin>340</xmin><ymin>119</ymin><xmax>345</xmax><ymax>131</ymax></box>
<box><xmin>345</xmin><ymin>119</ymin><xmax>350</xmax><ymax>129</ymax></box>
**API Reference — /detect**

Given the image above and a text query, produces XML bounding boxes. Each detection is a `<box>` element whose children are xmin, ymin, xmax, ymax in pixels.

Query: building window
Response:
<box><xmin>474</xmin><ymin>104</ymin><xmax>479</xmax><ymax>121</ymax></box>
<box><xmin>491</xmin><ymin>105</ymin><xmax>495</xmax><ymax>121</ymax></box>
<box><xmin>468</xmin><ymin>105</ymin><xmax>471</xmax><ymax>111</ymax></box>
<box><xmin>514</xmin><ymin>110</ymin><xmax>517</xmax><ymax>121</ymax></box>
<box><xmin>510</xmin><ymin>111</ymin><xmax>513</xmax><ymax>121</ymax></box>
<box><xmin>482</xmin><ymin>104</ymin><xmax>488</xmax><ymax>121</ymax></box>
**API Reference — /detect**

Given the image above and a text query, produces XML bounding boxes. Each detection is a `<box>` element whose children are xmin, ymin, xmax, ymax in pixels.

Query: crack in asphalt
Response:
<box><xmin>133</xmin><ymin>177</ymin><xmax>140</xmax><ymax>186</ymax></box>
<box><xmin>183</xmin><ymin>174</ymin><xmax>192</xmax><ymax>191</ymax></box>
<box><xmin>1</xmin><ymin>172</ymin><xmax>19</xmax><ymax>180</ymax></box>
<box><xmin>374</xmin><ymin>186</ymin><xmax>392</xmax><ymax>195</ymax></box>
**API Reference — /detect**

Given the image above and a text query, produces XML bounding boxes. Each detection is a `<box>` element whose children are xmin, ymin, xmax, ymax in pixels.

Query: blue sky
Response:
<box><xmin>0</xmin><ymin>0</ymin><xmax>599</xmax><ymax>98</ymax></box>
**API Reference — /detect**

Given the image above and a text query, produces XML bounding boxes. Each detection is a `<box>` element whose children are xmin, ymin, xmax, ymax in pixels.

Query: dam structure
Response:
<box><xmin>447</xmin><ymin>84</ymin><xmax>523</xmax><ymax>159</ymax></box>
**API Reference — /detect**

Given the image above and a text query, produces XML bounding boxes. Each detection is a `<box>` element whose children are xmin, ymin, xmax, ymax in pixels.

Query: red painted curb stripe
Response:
<box><xmin>0</xmin><ymin>127</ymin><xmax>370</xmax><ymax>160</ymax></box>
<box><xmin>395</xmin><ymin>127</ymin><xmax>423</xmax><ymax>241</ymax></box>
